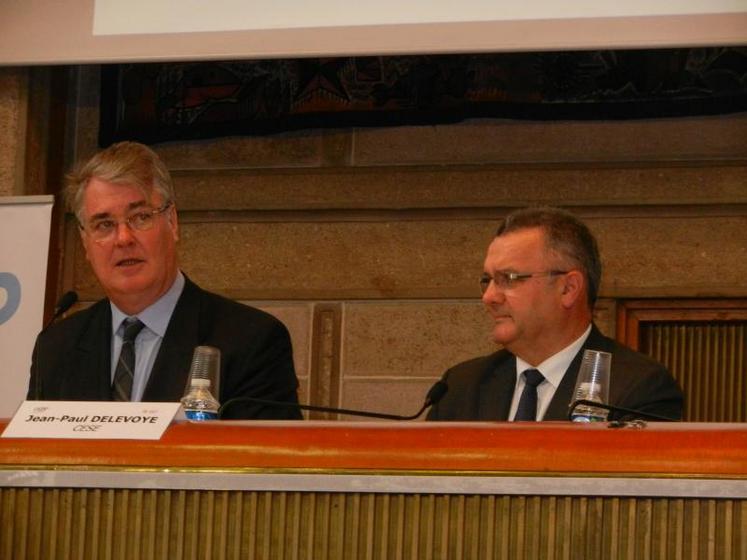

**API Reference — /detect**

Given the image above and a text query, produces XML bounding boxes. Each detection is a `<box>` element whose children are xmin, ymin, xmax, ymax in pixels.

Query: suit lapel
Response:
<box><xmin>478</xmin><ymin>353</ymin><xmax>516</xmax><ymax>420</ymax></box>
<box><xmin>142</xmin><ymin>279</ymin><xmax>202</xmax><ymax>401</ymax></box>
<box><xmin>544</xmin><ymin>351</ymin><xmax>582</xmax><ymax>420</ymax></box>
<box><xmin>63</xmin><ymin>301</ymin><xmax>113</xmax><ymax>400</ymax></box>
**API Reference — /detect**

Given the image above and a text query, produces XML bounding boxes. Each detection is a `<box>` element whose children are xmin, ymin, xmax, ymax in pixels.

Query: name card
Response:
<box><xmin>1</xmin><ymin>401</ymin><xmax>181</xmax><ymax>440</ymax></box>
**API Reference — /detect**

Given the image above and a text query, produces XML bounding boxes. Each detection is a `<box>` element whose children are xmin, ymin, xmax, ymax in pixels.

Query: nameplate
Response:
<box><xmin>1</xmin><ymin>401</ymin><xmax>181</xmax><ymax>440</ymax></box>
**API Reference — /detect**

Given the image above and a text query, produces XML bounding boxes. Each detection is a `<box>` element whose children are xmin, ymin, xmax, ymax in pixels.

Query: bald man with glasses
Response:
<box><xmin>427</xmin><ymin>207</ymin><xmax>683</xmax><ymax>422</ymax></box>
<box><xmin>28</xmin><ymin>142</ymin><xmax>301</xmax><ymax>419</ymax></box>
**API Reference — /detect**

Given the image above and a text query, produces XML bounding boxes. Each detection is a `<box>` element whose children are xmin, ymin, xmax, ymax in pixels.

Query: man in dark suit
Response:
<box><xmin>28</xmin><ymin>141</ymin><xmax>301</xmax><ymax>419</ymax></box>
<box><xmin>428</xmin><ymin>207</ymin><xmax>682</xmax><ymax>422</ymax></box>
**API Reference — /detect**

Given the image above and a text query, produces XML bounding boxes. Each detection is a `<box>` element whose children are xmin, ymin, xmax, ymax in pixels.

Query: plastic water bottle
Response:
<box><xmin>181</xmin><ymin>346</ymin><xmax>221</xmax><ymax>420</ymax></box>
<box><xmin>181</xmin><ymin>378</ymin><xmax>220</xmax><ymax>420</ymax></box>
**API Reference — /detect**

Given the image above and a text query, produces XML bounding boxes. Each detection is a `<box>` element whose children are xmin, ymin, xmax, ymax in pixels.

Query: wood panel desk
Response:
<box><xmin>1</xmin><ymin>420</ymin><xmax>745</xmax><ymax>559</ymax></box>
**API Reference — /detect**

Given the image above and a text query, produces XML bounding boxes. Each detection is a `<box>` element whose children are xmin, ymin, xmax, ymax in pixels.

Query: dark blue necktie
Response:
<box><xmin>514</xmin><ymin>369</ymin><xmax>545</xmax><ymax>421</ymax></box>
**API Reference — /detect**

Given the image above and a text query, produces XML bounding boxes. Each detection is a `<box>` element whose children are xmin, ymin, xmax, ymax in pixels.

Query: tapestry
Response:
<box><xmin>99</xmin><ymin>47</ymin><xmax>747</xmax><ymax>145</ymax></box>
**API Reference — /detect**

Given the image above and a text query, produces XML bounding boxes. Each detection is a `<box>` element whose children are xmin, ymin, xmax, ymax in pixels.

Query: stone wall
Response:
<box><xmin>14</xmin><ymin>65</ymin><xmax>747</xmax><ymax>417</ymax></box>
<box><xmin>0</xmin><ymin>68</ymin><xmax>26</xmax><ymax>197</ymax></box>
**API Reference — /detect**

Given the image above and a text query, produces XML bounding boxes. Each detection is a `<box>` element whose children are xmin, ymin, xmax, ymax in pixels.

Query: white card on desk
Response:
<box><xmin>1</xmin><ymin>401</ymin><xmax>180</xmax><ymax>440</ymax></box>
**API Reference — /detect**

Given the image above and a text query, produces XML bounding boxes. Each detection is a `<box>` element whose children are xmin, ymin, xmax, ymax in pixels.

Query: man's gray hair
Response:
<box><xmin>65</xmin><ymin>141</ymin><xmax>175</xmax><ymax>222</ymax></box>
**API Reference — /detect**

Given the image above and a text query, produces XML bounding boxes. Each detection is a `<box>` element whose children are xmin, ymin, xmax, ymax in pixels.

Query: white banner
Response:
<box><xmin>0</xmin><ymin>196</ymin><xmax>54</xmax><ymax>419</ymax></box>
<box><xmin>93</xmin><ymin>0</ymin><xmax>746</xmax><ymax>35</ymax></box>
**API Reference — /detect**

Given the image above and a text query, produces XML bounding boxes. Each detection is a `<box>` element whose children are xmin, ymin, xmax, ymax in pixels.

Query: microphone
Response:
<box><xmin>219</xmin><ymin>380</ymin><xmax>448</xmax><ymax>421</ymax></box>
<box><xmin>45</xmin><ymin>290</ymin><xmax>78</xmax><ymax>330</ymax></box>
<box><xmin>32</xmin><ymin>290</ymin><xmax>79</xmax><ymax>399</ymax></box>
<box><xmin>567</xmin><ymin>399</ymin><xmax>677</xmax><ymax>422</ymax></box>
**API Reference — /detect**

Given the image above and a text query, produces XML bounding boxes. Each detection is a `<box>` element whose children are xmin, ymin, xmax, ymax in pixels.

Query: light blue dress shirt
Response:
<box><xmin>110</xmin><ymin>271</ymin><xmax>185</xmax><ymax>401</ymax></box>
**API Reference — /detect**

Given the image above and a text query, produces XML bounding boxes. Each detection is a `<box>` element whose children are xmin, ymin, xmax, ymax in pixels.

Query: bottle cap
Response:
<box><xmin>190</xmin><ymin>378</ymin><xmax>211</xmax><ymax>388</ymax></box>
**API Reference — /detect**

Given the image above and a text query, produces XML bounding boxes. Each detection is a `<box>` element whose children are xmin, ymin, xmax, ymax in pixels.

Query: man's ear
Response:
<box><xmin>559</xmin><ymin>270</ymin><xmax>585</xmax><ymax>308</ymax></box>
<box><xmin>79</xmin><ymin>227</ymin><xmax>92</xmax><ymax>262</ymax></box>
<box><xmin>168</xmin><ymin>205</ymin><xmax>179</xmax><ymax>241</ymax></box>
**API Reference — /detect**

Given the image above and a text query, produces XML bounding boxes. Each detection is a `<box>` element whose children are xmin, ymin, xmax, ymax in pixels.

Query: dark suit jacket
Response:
<box><xmin>427</xmin><ymin>324</ymin><xmax>683</xmax><ymax>421</ymax></box>
<box><xmin>28</xmin><ymin>277</ymin><xmax>302</xmax><ymax>419</ymax></box>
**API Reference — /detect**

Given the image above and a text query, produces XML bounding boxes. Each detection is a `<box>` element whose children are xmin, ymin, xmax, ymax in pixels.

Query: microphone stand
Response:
<box><xmin>567</xmin><ymin>399</ymin><xmax>677</xmax><ymax>422</ymax></box>
<box><xmin>32</xmin><ymin>291</ymin><xmax>79</xmax><ymax>400</ymax></box>
<box><xmin>219</xmin><ymin>380</ymin><xmax>448</xmax><ymax>421</ymax></box>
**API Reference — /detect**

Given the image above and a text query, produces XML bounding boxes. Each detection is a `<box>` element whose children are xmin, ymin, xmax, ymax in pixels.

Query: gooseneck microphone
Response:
<box><xmin>32</xmin><ymin>290</ymin><xmax>79</xmax><ymax>399</ymax></box>
<box><xmin>48</xmin><ymin>291</ymin><xmax>78</xmax><ymax>328</ymax></box>
<box><xmin>219</xmin><ymin>380</ymin><xmax>448</xmax><ymax>420</ymax></box>
<box><xmin>568</xmin><ymin>399</ymin><xmax>677</xmax><ymax>422</ymax></box>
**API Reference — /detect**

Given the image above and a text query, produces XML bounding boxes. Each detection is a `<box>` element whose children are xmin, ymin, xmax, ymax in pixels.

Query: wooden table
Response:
<box><xmin>2</xmin><ymin>420</ymin><xmax>745</xmax><ymax>559</ymax></box>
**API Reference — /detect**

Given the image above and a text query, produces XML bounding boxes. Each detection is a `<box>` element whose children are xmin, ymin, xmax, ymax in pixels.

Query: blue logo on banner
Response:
<box><xmin>0</xmin><ymin>273</ymin><xmax>21</xmax><ymax>325</ymax></box>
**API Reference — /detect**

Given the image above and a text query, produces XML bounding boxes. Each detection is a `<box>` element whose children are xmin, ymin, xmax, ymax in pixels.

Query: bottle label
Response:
<box><xmin>185</xmin><ymin>410</ymin><xmax>218</xmax><ymax>421</ymax></box>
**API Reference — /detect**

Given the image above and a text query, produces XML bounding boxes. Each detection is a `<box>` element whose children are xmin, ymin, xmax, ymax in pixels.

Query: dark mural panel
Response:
<box><xmin>100</xmin><ymin>47</ymin><xmax>747</xmax><ymax>145</ymax></box>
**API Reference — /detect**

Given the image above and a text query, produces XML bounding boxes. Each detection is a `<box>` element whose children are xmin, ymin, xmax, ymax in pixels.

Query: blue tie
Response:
<box><xmin>514</xmin><ymin>369</ymin><xmax>545</xmax><ymax>421</ymax></box>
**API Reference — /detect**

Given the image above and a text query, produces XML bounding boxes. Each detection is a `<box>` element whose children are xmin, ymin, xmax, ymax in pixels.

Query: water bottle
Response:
<box><xmin>181</xmin><ymin>346</ymin><xmax>221</xmax><ymax>421</ymax></box>
<box><xmin>181</xmin><ymin>378</ymin><xmax>220</xmax><ymax>420</ymax></box>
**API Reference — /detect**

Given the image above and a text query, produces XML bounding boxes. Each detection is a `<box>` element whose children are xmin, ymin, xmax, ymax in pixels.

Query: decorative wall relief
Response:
<box><xmin>99</xmin><ymin>47</ymin><xmax>747</xmax><ymax>145</ymax></box>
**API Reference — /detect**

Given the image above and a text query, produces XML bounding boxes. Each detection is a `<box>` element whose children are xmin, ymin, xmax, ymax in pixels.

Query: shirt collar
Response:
<box><xmin>515</xmin><ymin>324</ymin><xmax>592</xmax><ymax>389</ymax></box>
<box><xmin>111</xmin><ymin>271</ymin><xmax>185</xmax><ymax>336</ymax></box>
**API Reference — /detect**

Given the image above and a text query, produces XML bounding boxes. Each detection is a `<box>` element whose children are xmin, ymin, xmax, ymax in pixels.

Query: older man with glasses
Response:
<box><xmin>428</xmin><ymin>206</ymin><xmax>683</xmax><ymax>422</ymax></box>
<box><xmin>28</xmin><ymin>141</ymin><xmax>302</xmax><ymax>419</ymax></box>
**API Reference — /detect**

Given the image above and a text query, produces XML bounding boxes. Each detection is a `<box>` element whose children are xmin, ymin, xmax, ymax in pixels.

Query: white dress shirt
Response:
<box><xmin>509</xmin><ymin>324</ymin><xmax>592</xmax><ymax>421</ymax></box>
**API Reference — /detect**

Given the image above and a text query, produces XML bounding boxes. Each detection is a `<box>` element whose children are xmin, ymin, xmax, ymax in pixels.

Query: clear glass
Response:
<box><xmin>181</xmin><ymin>346</ymin><xmax>222</xmax><ymax>421</ymax></box>
<box><xmin>570</xmin><ymin>349</ymin><xmax>611</xmax><ymax>422</ymax></box>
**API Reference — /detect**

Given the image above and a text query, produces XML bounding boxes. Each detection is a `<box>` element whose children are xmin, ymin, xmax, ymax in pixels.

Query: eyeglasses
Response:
<box><xmin>479</xmin><ymin>270</ymin><xmax>568</xmax><ymax>293</ymax></box>
<box><xmin>81</xmin><ymin>202</ymin><xmax>172</xmax><ymax>242</ymax></box>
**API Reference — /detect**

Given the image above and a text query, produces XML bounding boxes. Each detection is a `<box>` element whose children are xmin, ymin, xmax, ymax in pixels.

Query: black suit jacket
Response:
<box><xmin>427</xmin><ymin>325</ymin><xmax>683</xmax><ymax>421</ymax></box>
<box><xmin>28</xmin><ymin>277</ymin><xmax>301</xmax><ymax>419</ymax></box>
